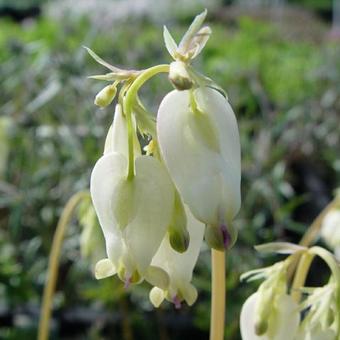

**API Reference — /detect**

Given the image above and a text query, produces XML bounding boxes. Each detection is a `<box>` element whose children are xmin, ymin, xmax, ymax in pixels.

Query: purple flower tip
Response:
<box><xmin>173</xmin><ymin>295</ymin><xmax>182</xmax><ymax>309</ymax></box>
<box><xmin>220</xmin><ymin>224</ymin><xmax>231</xmax><ymax>249</ymax></box>
<box><xmin>124</xmin><ymin>276</ymin><xmax>132</xmax><ymax>289</ymax></box>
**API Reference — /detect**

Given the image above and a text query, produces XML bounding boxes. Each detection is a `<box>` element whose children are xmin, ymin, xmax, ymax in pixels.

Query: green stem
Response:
<box><xmin>210</xmin><ymin>249</ymin><xmax>226</xmax><ymax>340</ymax></box>
<box><xmin>309</xmin><ymin>246</ymin><xmax>340</xmax><ymax>282</ymax></box>
<box><xmin>291</xmin><ymin>252</ymin><xmax>314</xmax><ymax>303</ymax></box>
<box><xmin>288</xmin><ymin>198</ymin><xmax>339</xmax><ymax>281</ymax></box>
<box><xmin>38</xmin><ymin>191</ymin><xmax>89</xmax><ymax>340</ymax></box>
<box><xmin>123</xmin><ymin>64</ymin><xmax>169</xmax><ymax>180</ymax></box>
<box><xmin>299</xmin><ymin>199</ymin><xmax>338</xmax><ymax>247</ymax></box>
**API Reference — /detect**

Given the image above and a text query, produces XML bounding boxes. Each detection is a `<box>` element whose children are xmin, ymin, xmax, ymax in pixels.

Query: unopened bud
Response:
<box><xmin>94</xmin><ymin>84</ymin><xmax>117</xmax><ymax>107</ymax></box>
<box><xmin>205</xmin><ymin>223</ymin><xmax>237</xmax><ymax>251</ymax></box>
<box><xmin>169</xmin><ymin>61</ymin><xmax>193</xmax><ymax>90</ymax></box>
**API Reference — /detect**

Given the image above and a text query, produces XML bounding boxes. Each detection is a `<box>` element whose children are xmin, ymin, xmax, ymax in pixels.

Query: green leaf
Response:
<box><xmin>255</xmin><ymin>242</ymin><xmax>307</xmax><ymax>254</ymax></box>
<box><xmin>83</xmin><ymin>46</ymin><xmax>122</xmax><ymax>72</ymax></box>
<box><xmin>178</xmin><ymin>9</ymin><xmax>207</xmax><ymax>54</ymax></box>
<box><xmin>163</xmin><ymin>26</ymin><xmax>177</xmax><ymax>59</ymax></box>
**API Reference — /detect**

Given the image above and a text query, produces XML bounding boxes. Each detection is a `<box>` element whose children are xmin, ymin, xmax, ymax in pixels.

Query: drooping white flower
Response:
<box><xmin>320</xmin><ymin>209</ymin><xmax>340</xmax><ymax>259</ymax></box>
<box><xmin>91</xmin><ymin>104</ymin><xmax>174</xmax><ymax>288</ymax></box>
<box><xmin>240</xmin><ymin>260</ymin><xmax>300</xmax><ymax>340</ymax></box>
<box><xmin>149</xmin><ymin>207</ymin><xmax>204</xmax><ymax>308</ymax></box>
<box><xmin>157</xmin><ymin>87</ymin><xmax>241</xmax><ymax>250</ymax></box>
<box><xmin>297</xmin><ymin>283</ymin><xmax>338</xmax><ymax>340</ymax></box>
<box><xmin>240</xmin><ymin>292</ymin><xmax>300</xmax><ymax>340</ymax></box>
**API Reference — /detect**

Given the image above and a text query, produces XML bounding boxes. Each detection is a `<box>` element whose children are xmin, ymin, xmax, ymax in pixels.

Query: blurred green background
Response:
<box><xmin>0</xmin><ymin>0</ymin><xmax>339</xmax><ymax>339</ymax></box>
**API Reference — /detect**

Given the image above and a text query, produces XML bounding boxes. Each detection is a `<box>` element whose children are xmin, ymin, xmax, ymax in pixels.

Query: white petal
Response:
<box><xmin>240</xmin><ymin>293</ymin><xmax>300</xmax><ymax>340</ymax></box>
<box><xmin>240</xmin><ymin>293</ymin><xmax>267</xmax><ymax>340</ymax></box>
<box><xmin>104</xmin><ymin>104</ymin><xmax>140</xmax><ymax>156</ymax></box>
<box><xmin>151</xmin><ymin>208</ymin><xmax>204</xmax><ymax>306</ymax></box>
<box><xmin>268</xmin><ymin>294</ymin><xmax>300</xmax><ymax>340</ymax></box>
<box><xmin>149</xmin><ymin>287</ymin><xmax>165</xmax><ymax>308</ymax></box>
<box><xmin>123</xmin><ymin>156</ymin><xmax>174</xmax><ymax>274</ymax></box>
<box><xmin>90</xmin><ymin>152</ymin><xmax>126</xmax><ymax>265</ymax></box>
<box><xmin>307</xmin><ymin>329</ymin><xmax>336</xmax><ymax>340</ymax></box>
<box><xmin>321</xmin><ymin>210</ymin><xmax>340</xmax><ymax>249</ymax></box>
<box><xmin>95</xmin><ymin>258</ymin><xmax>116</xmax><ymax>279</ymax></box>
<box><xmin>157</xmin><ymin>88</ymin><xmax>241</xmax><ymax>225</ymax></box>
<box><xmin>144</xmin><ymin>266</ymin><xmax>169</xmax><ymax>290</ymax></box>
<box><xmin>182</xmin><ymin>283</ymin><xmax>198</xmax><ymax>306</ymax></box>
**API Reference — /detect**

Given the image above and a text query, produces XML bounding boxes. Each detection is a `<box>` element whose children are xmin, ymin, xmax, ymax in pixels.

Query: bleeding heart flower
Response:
<box><xmin>157</xmin><ymin>86</ymin><xmax>241</xmax><ymax>250</ymax></box>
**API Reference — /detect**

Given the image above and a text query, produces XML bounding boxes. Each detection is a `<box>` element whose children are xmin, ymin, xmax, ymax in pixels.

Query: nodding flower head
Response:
<box><xmin>157</xmin><ymin>87</ymin><xmax>241</xmax><ymax>251</ymax></box>
<box><xmin>240</xmin><ymin>262</ymin><xmax>300</xmax><ymax>340</ymax></box>
<box><xmin>91</xmin><ymin>104</ymin><xmax>174</xmax><ymax>289</ymax></box>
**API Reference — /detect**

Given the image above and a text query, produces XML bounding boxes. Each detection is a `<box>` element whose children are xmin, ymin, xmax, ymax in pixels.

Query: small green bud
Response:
<box><xmin>169</xmin><ymin>61</ymin><xmax>193</xmax><ymax>90</ymax></box>
<box><xmin>94</xmin><ymin>84</ymin><xmax>117</xmax><ymax>107</ymax></box>
<box><xmin>205</xmin><ymin>223</ymin><xmax>237</xmax><ymax>251</ymax></box>
<box><xmin>255</xmin><ymin>319</ymin><xmax>268</xmax><ymax>335</ymax></box>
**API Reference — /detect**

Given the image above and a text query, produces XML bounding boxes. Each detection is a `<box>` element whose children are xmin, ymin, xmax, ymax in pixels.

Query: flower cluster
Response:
<box><xmin>240</xmin><ymin>243</ymin><xmax>340</xmax><ymax>340</ymax></box>
<box><xmin>86</xmin><ymin>10</ymin><xmax>241</xmax><ymax>308</ymax></box>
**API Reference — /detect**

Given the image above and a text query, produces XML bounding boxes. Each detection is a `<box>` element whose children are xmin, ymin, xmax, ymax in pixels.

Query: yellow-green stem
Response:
<box><xmin>288</xmin><ymin>198</ymin><xmax>338</xmax><ymax>281</ymax></box>
<box><xmin>123</xmin><ymin>64</ymin><xmax>169</xmax><ymax>180</ymax></box>
<box><xmin>210</xmin><ymin>249</ymin><xmax>226</xmax><ymax>340</ymax></box>
<box><xmin>291</xmin><ymin>252</ymin><xmax>314</xmax><ymax>303</ymax></box>
<box><xmin>299</xmin><ymin>199</ymin><xmax>337</xmax><ymax>247</ymax></box>
<box><xmin>38</xmin><ymin>191</ymin><xmax>89</xmax><ymax>340</ymax></box>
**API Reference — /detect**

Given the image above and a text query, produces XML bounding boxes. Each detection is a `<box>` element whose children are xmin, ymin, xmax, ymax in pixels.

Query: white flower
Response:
<box><xmin>157</xmin><ymin>87</ymin><xmax>241</xmax><ymax>250</ymax></box>
<box><xmin>299</xmin><ymin>329</ymin><xmax>336</xmax><ymax>340</ymax></box>
<box><xmin>240</xmin><ymin>292</ymin><xmax>300</xmax><ymax>340</ymax></box>
<box><xmin>149</xmin><ymin>207</ymin><xmax>204</xmax><ymax>308</ymax></box>
<box><xmin>297</xmin><ymin>283</ymin><xmax>338</xmax><ymax>340</ymax></box>
<box><xmin>321</xmin><ymin>209</ymin><xmax>340</xmax><ymax>259</ymax></box>
<box><xmin>91</xmin><ymin>104</ymin><xmax>174</xmax><ymax>288</ymax></box>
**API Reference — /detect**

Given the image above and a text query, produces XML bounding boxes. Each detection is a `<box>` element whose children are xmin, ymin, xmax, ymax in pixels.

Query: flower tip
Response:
<box><xmin>124</xmin><ymin>276</ymin><xmax>132</xmax><ymax>289</ymax></box>
<box><xmin>169</xmin><ymin>228</ymin><xmax>190</xmax><ymax>253</ymax></box>
<box><xmin>173</xmin><ymin>295</ymin><xmax>182</xmax><ymax>309</ymax></box>
<box><xmin>205</xmin><ymin>223</ymin><xmax>237</xmax><ymax>251</ymax></box>
<box><xmin>255</xmin><ymin>319</ymin><xmax>268</xmax><ymax>336</ymax></box>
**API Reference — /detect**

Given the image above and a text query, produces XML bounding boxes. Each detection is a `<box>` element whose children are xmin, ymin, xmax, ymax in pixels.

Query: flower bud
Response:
<box><xmin>168</xmin><ymin>61</ymin><xmax>193</xmax><ymax>90</ymax></box>
<box><xmin>94</xmin><ymin>84</ymin><xmax>117</xmax><ymax>107</ymax></box>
